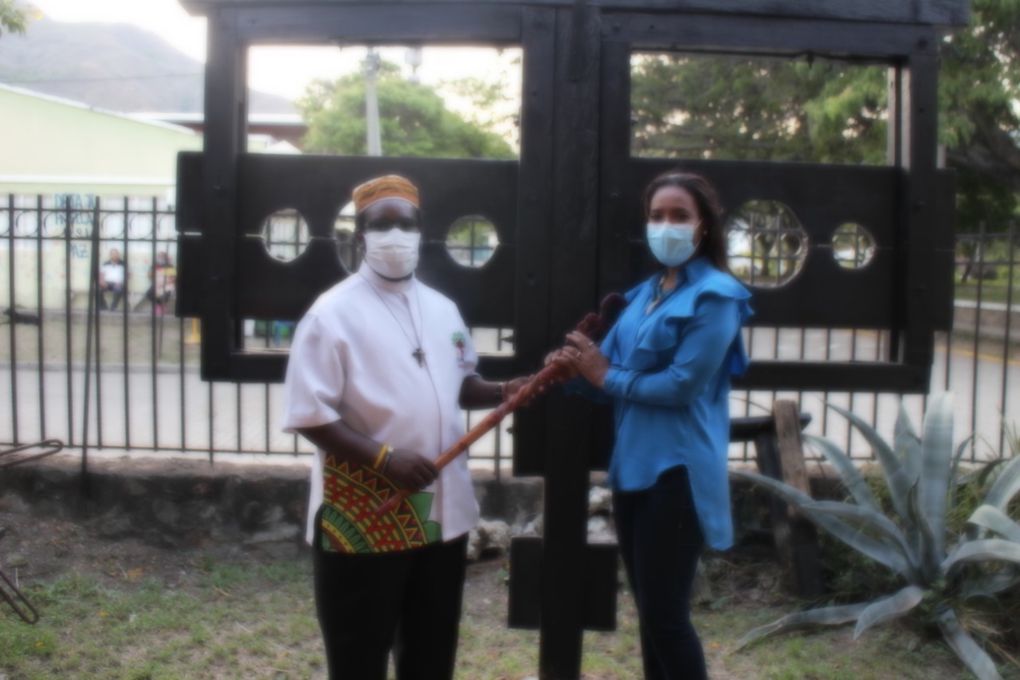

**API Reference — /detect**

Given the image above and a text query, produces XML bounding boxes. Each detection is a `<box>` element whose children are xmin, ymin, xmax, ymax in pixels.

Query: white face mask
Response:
<box><xmin>364</xmin><ymin>227</ymin><xmax>421</xmax><ymax>279</ymax></box>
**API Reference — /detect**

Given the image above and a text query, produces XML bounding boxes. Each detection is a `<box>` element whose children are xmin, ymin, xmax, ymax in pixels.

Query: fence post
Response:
<box><xmin>754</xmin><ymin>400</ymin><xmax>823</xmax><ymax>597</ymax></box>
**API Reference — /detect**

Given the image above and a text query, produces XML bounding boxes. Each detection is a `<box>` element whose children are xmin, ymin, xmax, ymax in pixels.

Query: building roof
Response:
<box><xmin>133</xmin><ymin>112</ymin><xmax>304</xmax><ymax>126</ymax></box>
<box><xmin>0</xmin><ymin>83</ymin><xmax>198</xmax><ymax>136</ymax></box>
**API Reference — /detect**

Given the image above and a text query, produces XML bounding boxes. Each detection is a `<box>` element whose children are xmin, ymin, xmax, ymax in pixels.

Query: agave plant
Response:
<box><xmin>732</xmin><ymin>393</ymin><xmax>1020</xmax><ymax>680</ymax></box>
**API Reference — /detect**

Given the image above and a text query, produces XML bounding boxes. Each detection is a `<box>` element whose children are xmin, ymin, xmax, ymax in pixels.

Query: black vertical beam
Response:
<box><xmin>898</xmin><ymin>31</ymin><xmax>939</xmax><ymax>385</ymax></box>
<box><xmin>886</xmin><ymin>65</ymin><xmax>903</xmax><ymax>169</ymax></box>
<box><xmin>597</xmin><ymin>41</ymin><xmax>633</xmax><ymax>299</ymax></box>
<box><xmin>892</xmin><ymin>59</ymin><xmax>909</xmax><ymax>366</ymax></box>
<box><xmin>539</xmin><ymin>4</ymin><xmax>602</xmax><ymax>678</ymax></box>
<box><xmin>201</xmin><ymin>8</ymin><xmax>248</xmax><ymax>379</ymax></box>
<box><xmin>591</xmin><ymin>39</ymin><xmax>631</xmax><ymax>472</ymax></box>
<box><xmin>514</xmin><ymin>6</ymin><xmax>557</xmax><ymax>477</ymax></box>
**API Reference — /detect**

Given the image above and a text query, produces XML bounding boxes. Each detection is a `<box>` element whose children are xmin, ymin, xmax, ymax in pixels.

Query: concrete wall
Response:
<box><xmin>0</xmin><ymin>456</ymin><xmax>544</xmax><ymax>548</ymax></box>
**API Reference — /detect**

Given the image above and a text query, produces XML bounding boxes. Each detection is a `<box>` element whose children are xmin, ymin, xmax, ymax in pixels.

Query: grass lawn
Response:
<box><xmin>1</xmin><ymin>545</ymin><xmax>1005</xmax><ymax>679</ymax></box>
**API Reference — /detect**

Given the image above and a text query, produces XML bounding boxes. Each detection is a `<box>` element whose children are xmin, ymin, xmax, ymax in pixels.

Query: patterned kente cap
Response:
<box><xmin>351</xmin><ymin>175</ymin><xmax>420</xmax><ymax>214</ymax></box>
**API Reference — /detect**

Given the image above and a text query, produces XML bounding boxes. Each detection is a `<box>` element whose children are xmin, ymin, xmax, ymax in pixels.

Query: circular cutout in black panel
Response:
<box><xmin>726</xmin><ymin>200</ymin><xmax>808</xmax><ymax>288</ymax></box>
<box><xmin>832</xmin><ymin>222</ymin><xmax>876</xmax><ymax>270</ymax></box>
<box><xmin>445</xmin><ymin>215</ymin><xmax>499</xmax><ymax>268</ymax></box>
<box><xmin>259</xmin><ymin>208</ymin><xmax>311</xmax><ymax>263</ymax></box>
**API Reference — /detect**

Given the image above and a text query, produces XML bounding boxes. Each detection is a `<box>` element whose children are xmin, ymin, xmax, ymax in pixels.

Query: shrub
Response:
<box><xmin>732</xmin><ymin>394</ymin><xmax>1020</xmax><ymax>680</ymax></box>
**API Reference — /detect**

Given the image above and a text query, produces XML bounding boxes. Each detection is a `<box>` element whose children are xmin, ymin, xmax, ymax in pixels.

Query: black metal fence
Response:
<box><xmin>1</xmin><ymin>195</ymin><xmax>514</xmax><ymax>473</ymax></box>
<box><xmin>2</xmin><ymin>195</ymin><xmax>1017</xmax><ymax>469</ymax></box>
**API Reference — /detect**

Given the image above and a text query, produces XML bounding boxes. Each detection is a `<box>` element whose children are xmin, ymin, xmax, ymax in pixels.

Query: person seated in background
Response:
<box><xmin>97</xmin><ymin>248</ymin><xmax>125</xmax><ymax>311</ymax></box>
<box><xmin>141</xmin><ymin>251</ymin><xmax>176</xmax><ymax>315</ymax></box>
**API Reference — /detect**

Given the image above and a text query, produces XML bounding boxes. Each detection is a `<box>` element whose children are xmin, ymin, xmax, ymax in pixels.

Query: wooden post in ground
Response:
<box><xmin>754</xmin><ymin>400</ymin><xmax>823</xmax><ymax>598</ymax></box>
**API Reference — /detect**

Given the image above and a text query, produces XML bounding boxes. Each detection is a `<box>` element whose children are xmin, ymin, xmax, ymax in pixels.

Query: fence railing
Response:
<box><xmin>1</xmin><ymin>195</ymin><xmax>514</xmax><ymax>474</ymax></box>
<box><xmin>2</xmin><ymin>195</ymin><xmax>1017</xmax><ymax>471</ymax></box>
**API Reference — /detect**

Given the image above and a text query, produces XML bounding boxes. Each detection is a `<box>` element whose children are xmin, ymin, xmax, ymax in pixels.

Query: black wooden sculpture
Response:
<box><xmin>176</xmin><ymin>1</ymin><xmax>968</xmax><ymax>677</ymax></box>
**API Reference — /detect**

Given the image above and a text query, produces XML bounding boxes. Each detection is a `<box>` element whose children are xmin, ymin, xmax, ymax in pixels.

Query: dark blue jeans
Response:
<box><xmin>614</xmin><ymin>466</ymin><xmax>707</xmax><ymax>680</ymax></box>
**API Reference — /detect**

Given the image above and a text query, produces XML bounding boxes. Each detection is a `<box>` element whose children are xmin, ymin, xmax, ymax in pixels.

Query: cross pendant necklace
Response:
<box><xmin>362</xmin><ymin>273</ymin><xmax>427</xmax><ymax>368</ymax></box>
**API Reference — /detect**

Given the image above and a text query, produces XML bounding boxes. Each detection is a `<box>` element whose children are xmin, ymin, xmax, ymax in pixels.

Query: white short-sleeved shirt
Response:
<box><xmin>282</xmin><ymin>263</ymin><xmax>480</xmax><ymax>546</ymax></box>
<box><xmin>101</xmin><ymin>261</ymin><xmax>124</xmax><ymax>286</ymax></box>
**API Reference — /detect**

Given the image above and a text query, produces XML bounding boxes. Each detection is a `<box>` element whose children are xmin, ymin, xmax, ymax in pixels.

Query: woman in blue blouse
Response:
<box><xmin>551</xmin><ymin>171</ymin><xmax>751</xmax><ymax>680</ymax></box>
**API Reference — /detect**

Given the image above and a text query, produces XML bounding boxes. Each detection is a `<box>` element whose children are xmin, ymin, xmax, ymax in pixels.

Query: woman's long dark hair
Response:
<box><xmin>642</xmin><ymin>171</ymin><xmax>728</xmax><ymax>271</ymax></box>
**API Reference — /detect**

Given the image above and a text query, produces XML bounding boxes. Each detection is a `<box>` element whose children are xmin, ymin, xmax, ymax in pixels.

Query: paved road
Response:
<box><xmin>2</xmin><ymin>330</ymin><xmax>1016</xmax><ymax>466</ymax></box>
<box><xmin>736</xmin><ymin>328</ymin><xmax>1018</xmax><ymax>461</ymax></box>
<box><xmin>1</xmin><ymin>362</ymin><xmax>515</xmax><ymax>469</ymax></box>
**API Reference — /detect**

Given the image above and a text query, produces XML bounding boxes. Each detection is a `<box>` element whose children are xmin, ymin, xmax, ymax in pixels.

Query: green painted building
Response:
<box><xmin>0</xmin><ymin>83</ymin><xmax>203</xmax><ymax>198</ymax></box>
<box><xmin>0</xmin><ymin>84</ymin><xmax>280</xmax><ymax>310</ymax></box>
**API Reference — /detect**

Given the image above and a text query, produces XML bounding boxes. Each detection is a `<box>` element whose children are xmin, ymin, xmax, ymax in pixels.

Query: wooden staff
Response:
<box><xmin>375</xmin><ymin>293</ymin><xmax>626</xmax><ymax>516</ymax></box>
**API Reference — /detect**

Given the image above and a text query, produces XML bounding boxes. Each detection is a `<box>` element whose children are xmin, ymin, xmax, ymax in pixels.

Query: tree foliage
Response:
<box><xmin>630</xmin><ymin>0</ymin><xmax>1020</xmax><ymax>232</ymax></box>
<box><xmin>939</xmin><ymin>0</ymin><xmax>1020</xmax><ymax>229</ymax></box>
<box><xmin>632</xmin><ymin>54</ymin><xmax>887</xmax><ymax>165</ymax></box>
<box><xmin>0</xmin><ymin>0</ymin><xmax>29</xmax><ymax>37</ymax></box>
<box><xmin>299</xmin><ymin>61</ymin><xmax>515</xmax><ymax>160</ymax></box>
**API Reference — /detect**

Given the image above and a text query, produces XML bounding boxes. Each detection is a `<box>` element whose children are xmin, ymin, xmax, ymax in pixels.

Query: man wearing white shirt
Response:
<box><xmin>282</xmin><ymin>175</ymin><xmax>527</xmax><ymax>680</ymax></box>
<box><xmin>97</xmin><ymin>248</ymin><xmax>125</xmax><ymax>311</ymax></box>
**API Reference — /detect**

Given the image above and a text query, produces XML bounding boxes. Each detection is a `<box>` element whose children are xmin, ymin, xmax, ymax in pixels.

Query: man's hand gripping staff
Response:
<box><xmin>374</xmin><ymin>293</ymin><xmax>627</xmax><ymax>516</ymax></box>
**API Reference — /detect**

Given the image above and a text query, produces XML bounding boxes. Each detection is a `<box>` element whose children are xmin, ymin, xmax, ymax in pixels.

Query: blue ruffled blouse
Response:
<box><xmin>587</xmin><ymin>256</ymin><xmax>752</xmax><ymax>550</ymax></box>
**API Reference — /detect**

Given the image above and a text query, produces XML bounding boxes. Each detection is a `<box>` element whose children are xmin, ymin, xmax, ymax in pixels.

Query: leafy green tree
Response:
<box><xmin>632</xmin><ymin>54</ymin><xmax>886</xmax><ymax>165</ymax></box>
<box><xmin>440</xmin><ymin>52</ymin><xmax>523</xmax><ymax>153</ymax></box>
<box><xmin>631</xmin><ymin>0</ymin><xmax>1020</xmax><ymax>232</ymax></box>
<box><xmin>299</xmin><ymin>61</ymin><xmax>515</xmax><ymax>160</ymax></box>
<box><xmin>939</xmin><ymin>0</ymin><xmax>1020</xmax><ymax>230</ymax></box>
<box><xmin>0</xmin><ymin>0</ymin><xmax>29</xmax><ymax>37</ymax></box>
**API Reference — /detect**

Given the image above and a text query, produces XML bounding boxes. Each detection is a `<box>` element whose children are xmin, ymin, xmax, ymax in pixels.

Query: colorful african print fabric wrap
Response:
<box><xmin>319</xmin><ymin>454</ymin><xmax>442</xmax><ymax>554</ymax></box>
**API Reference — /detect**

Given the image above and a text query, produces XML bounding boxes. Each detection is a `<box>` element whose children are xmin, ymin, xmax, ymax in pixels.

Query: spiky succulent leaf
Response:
<box><xmin>919</xmin><ymin>393</ymin><xmax>954</xmax><ymax>565</ymax></box>
<box><xmin>828</xmin><ymin>403</ymin><xmax>911</xmax><ymax>522</ymax></box>
<box><xmin>802</xmin><ymin>500</ymin><xmax>918</xmax><ymax>576</ymax></box>
<box><xmin>853</xmin><ymin>585</ymin><xmax>924</xmax><ymax>640</ymax></box>
<box><xmin>732</xmin><ymin>470</ymin><xmax>913</xmax><ymax>577</ymax></box>
<box><xmin>895</xmin><ymin>402</ymin><xmax>923</xmax><ymax>484</ymax></box>
<box><xmin>936</xmin><ymin>608</ymin><xmax>1002</xmax><ymax>680</ymax></box>
<box><xmin>942</xmin><ymin>538</ymin><xmax>1020</xmax><ymax>575</ymax></box>
<box><xmin>905</xmin><ymin>482</ymin><xmax>942</xmax><ymax>584</ymax></box>
<box><xmin>951</xmin><ymin>435</ymin><xmax>978</xmax><ymax>537</ymax></box>
<box><xmin>961</xmin><ymin>570</ymin><xmax>1020</xmax><ymax>600</ymax></box>
<box><xmin>805</xmin><ymin>434</ymin><xmax>880</xmax><ymax>511</ymax></box>
<box><xmin>976</xmin><ymin>457</ymin><xmax>1010</xmax><ymax>488</ymax></box>
<box><xmin>984</xmin><ymin>456</ymin><xmax>1020</xmax><ymax>512</ymax></box>
<box><xmin>952</xmin><ymin>436</ymin><xmax>977</xmax><ymax>486</ymax></box>
<box><xmin>735</xmin><ymin>603</ymin><xmax>868</xmax><ymax>651</ymax></box>
<box><xmin>968</xmin><ymin>505</ymin><xmax>1020</xmax><ymax>543</ymax></box>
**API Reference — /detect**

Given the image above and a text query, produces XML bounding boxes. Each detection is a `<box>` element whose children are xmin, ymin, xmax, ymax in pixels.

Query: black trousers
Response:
<box><xmin>613</xmin><ymin>466</ymin><xmax>707</xmax><ymax>680</ymax></box>
<box><xmin>312</xmin><ymin>511</ymin><xmax>468</xmax><ymax>680</ymax></box>
<box><xmin>97</xmin><ymin>283</ymin><xmax>124</xmax><ymax>311</ymax></box>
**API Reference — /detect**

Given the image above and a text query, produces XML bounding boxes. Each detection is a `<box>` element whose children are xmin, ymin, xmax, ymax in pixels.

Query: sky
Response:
<box><xmin>29</xmin><ymin>0</ymin><xmax>521</xmax><ymax>103</ymax></box>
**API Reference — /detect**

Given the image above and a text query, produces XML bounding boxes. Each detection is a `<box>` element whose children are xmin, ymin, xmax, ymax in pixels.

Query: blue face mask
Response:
<box><xmin>646</xmin><ymin>222</ymin><xmax>698</xmax><ymax>267</ymax></box>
